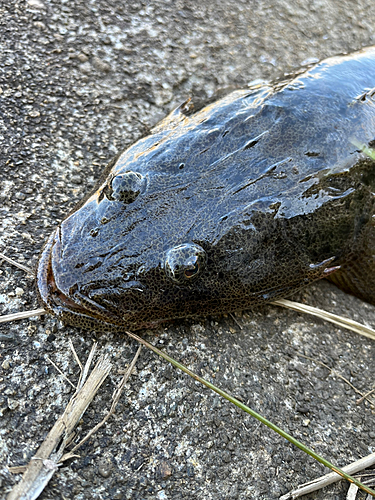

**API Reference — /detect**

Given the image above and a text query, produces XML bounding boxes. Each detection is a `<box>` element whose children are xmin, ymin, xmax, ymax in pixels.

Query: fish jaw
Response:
<box><xmin>36</xmin><ymin>229</ymin><xmax>158</xmax><ymax>332</ymax></box>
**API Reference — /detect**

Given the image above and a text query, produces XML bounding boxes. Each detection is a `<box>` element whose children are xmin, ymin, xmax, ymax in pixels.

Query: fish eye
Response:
<box><xmin>105</xmin><ymin>171</ymin><xmax>145</xmax><ymax>204</ymax></box>
<box><xmin>165</xmin><ymin>243</ymin><xmax>207</xmax><ymax>284</ymax></box>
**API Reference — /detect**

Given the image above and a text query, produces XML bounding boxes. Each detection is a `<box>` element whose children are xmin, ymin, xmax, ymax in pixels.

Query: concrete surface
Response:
<box><xmin>1</xmin><ymin>0</ymin><xmax>375</xmax><ymax>499</ymax></box>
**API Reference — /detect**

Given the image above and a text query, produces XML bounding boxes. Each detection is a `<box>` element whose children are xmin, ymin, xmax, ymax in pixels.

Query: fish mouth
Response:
<box><xmin>37</xmin><ymin>230</ymin><xmax>128</xmax><ymax>332</ymax></box>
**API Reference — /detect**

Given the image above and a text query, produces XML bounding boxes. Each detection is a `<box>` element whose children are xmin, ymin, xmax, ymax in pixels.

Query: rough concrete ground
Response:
<box><xmin>1</xmin><ymin>0</ymin><xmax>375</xmax><ymax>499</ymax></box>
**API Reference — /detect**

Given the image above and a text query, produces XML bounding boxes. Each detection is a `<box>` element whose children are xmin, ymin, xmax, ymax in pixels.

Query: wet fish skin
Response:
<box><xmin>37</xmin><ymin>46</ymin><xmax>375</xmax><ymax>331</ymax></box>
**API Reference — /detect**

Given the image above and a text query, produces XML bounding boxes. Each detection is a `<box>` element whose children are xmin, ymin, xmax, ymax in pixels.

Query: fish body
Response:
<box><xmin>38</xmin><ymin>47</ymin><xmax>375</xmax><ymax>331</ymax></box>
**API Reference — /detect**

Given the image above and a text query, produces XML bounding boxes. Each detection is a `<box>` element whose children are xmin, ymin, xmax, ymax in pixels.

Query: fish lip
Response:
<box><xmin>37</xmin><ymin>229</ymin><xmax>125</xmax><ymax>329</ymax></box>
<box><xmin>37</xmin><ymin>230</ymin><xmax>58</xmax><ymax>313</ymax></box>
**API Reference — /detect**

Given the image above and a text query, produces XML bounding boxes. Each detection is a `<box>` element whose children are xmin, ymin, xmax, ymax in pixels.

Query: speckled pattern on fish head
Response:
<box><xmin>37</xmin><ymin>47</ymin><xmax>375</xmax><ymax>331</ymax></box>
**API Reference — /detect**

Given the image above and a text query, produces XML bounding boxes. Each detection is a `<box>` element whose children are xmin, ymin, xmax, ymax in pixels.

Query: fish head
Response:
<box><xmin>36</xmin><ymin>134</ymin><xmax>339</xmax><ymax>332</ymax></box>
<box><xmin>37</xmin><ymin>55</ymin><xmax>375</xmax><ymax>331</ymax></box>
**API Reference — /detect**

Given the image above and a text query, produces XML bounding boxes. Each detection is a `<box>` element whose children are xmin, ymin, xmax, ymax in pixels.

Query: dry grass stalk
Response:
<box><xmin>45</xmin><ymin>356</ymin><xmax>75</xmax><ymax>389</ymax></box>
<box><xmin>347</xmin><ymin>483</ymin><xmax>359</xmax><ymax>500</ymax></box>
<box><xmin>0</xmin><ymin>309</ymin><xmax>46</xmax><ymax>324</ymax></box>
<box><xmin>229</xmin><ymin>312</ymin><xmax>243</xmax><ymax>330</ymax></box>
<box><xmin>280</xmin><ymin>452</ymin><xmax>375</xmax><ymax>499</ymax></box>
<box><xmin>297</xmin><ymin>353</ymin><xmax>375</xmax><ymax>407</ymax></box>
<box><xmin>7</xmin><ymin>343</ymin><xmax>142</xmax><ymax>500</ymax></box>
<box><xmin>272</xmin><ymin>298</ymin><xmax>375</xmax><ymax>340</ymax></box>
<box><xmin>62</xmin><ymin>344</ymin><xmax>142</xmax><ymax>458</ymax></box>
<box><xmin>7</xmin><ymin>349</ymin><xmax>112</xmax><ymax>500</ymax></box>
<box><xmin>69</xmin><ymin>339</ymin><xmax>83</xmax><ymax>372</ymax></box>
<box><xmin>357</xmin><ymin>388</ymin><xmax>375</xmax><ymax>405</ymax></box>
<box><xmin>7</xmin><ymin>467</ymin><xmax>27</xmax><ymax>475</ymax></box>
<box><xmin>0</xmin><ymin>252</ymin><xmax>34</xmax><ymax>275</ymax></box>
<box><xmin>77</xmin><ymin>342</ymin><xmax>98</xmax><ymax>391</ymax></box>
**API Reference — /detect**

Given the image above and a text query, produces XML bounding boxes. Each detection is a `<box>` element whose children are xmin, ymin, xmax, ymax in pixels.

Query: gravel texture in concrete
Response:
<box><xmin>1</xmin><ymin>1</ymin><xmax>375</xmax><ymax>499</ymax></box>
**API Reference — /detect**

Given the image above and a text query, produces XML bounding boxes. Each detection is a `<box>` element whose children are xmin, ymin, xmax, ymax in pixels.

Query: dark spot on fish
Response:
<box><xmin>304</xmin><ymin>151</ymin><xmax>320</xmax><ymax>157</ymax></box>
<box><xmin>199</xmin><ymin>147</ymin><xmax>210</xmax><ymax>155</ymax></box>
<box><xmin>244</xmin><ymin>139</ymin><xmax>259</xmax><ymax>150</ymax></box>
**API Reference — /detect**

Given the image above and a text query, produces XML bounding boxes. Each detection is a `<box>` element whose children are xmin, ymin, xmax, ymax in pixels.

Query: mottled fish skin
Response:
<box><xmin>37</xmin><ymin>47</ymin><xmax>375</xmax><ymax>332</ymax></box>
